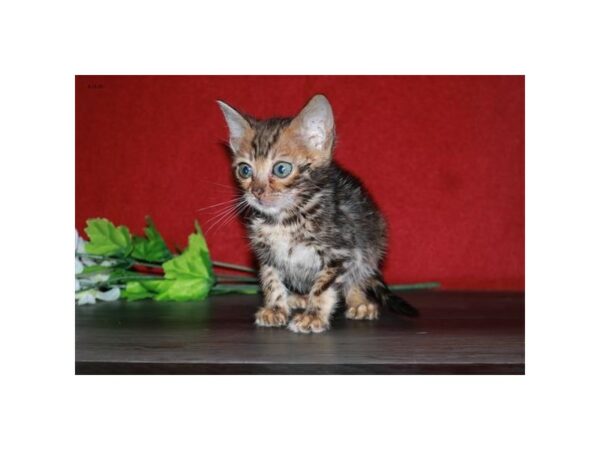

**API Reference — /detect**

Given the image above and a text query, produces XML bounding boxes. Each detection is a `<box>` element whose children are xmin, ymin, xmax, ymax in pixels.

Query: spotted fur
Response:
<box><xmin>217</xmin><ymin>94</ymin><xmax>417</xmax><ymax>333</ymax></box>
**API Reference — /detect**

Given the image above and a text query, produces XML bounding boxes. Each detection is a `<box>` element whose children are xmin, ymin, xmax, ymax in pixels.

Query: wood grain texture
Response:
<box><xmin>75</xmin><ymin>291</ymin><xmax>524</xmax><ymax>375</ymax></box>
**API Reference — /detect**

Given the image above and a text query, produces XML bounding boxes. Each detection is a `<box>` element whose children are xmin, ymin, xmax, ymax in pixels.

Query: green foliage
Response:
<box><xmin>85</xmin><ymin>218</ymin><xmax>133</xmax><ymax>257</ymax></box>
<box><xmin>155</xmin><ymin>279</ymin><xmax>213</xmax><ymax>301</ymax></box>
<box><xmin>123</xmin><ymin>223</ymin><xmax>215</xmax><ymax>302</ymax></box>
<box><xmin>123</xmin><ymin>279</ymin><xmax>213</xmax><ymax>302</ymax></box>
<box><xmin>163</xmin><ymin>229</ymin><xmax>213</xmax><ymax>281</ymax></box>
<box><xmin>194</xmin><ymin>221</ymin><xmax>213</xmax><ymax>272</ymax></box>
<box><xmin>131</xmin><ymin>216</ymin><xmax>172</xmax><ymax>262</ymax></box>
<box><xmin>78</xmin><ymin>216</ymin><xmax>263</xmax><ymax>304</ymax></box>
<box><xmin>122</xmin><ymin>280</ymin><xmax>164</xmax><ymax>301</ymax></box>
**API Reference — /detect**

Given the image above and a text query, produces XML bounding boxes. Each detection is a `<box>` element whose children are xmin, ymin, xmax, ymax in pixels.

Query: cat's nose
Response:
<box><xmin>251</xmin><ymin>187</ymin><xmax>265</xmax><ymax>198</ymax></box>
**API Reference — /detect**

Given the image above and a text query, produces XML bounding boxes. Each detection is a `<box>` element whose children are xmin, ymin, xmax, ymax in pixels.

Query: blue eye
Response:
<box><xmin>238</xmin><ymin>163</ymin><xmax>253</xmax><ymax>179</ymax></box>
<box><xmin>272</xmin><ymin>161</ymin><xmax>293</xmax><ymax>178</ymax></box>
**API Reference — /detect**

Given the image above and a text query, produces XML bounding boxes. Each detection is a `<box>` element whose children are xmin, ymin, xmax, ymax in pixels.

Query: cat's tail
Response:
<box><xmin>366</xmin><ymin>274</ymin><xmax>419</xmax><ymax>317</ymax></box>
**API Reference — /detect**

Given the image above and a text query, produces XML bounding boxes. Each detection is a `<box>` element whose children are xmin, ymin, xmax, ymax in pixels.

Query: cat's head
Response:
<box><xmin>217</xmin><ymin>94</ymin><xmax>335</xmax><ymax>217</ymax></box>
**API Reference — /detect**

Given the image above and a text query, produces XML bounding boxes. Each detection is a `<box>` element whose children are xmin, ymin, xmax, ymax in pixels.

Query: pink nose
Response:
<box><xmin>251</xmin><ymin>187</ymin><xmax>265</xmax><ymax>198</ymax></box>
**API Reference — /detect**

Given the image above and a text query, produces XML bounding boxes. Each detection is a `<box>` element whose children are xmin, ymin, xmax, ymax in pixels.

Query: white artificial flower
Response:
<box><xmin>76</xmin><ymin>287</ymin><xmax>121</xmax><ymax>306</ymax></box>
<box><xmin>76</xmin><ymin>229</ymin><xmax>117</xmax><ymax>267</ymax></box>
<box><xmin>75</xmin><ymin>257</ymin><xmax>84</xmax><ymax>275</ymax></box>
<box><xmin>75</xmin><ymin>229</ymin><xmax>95</xmax><ymax>265</ymax></box>
<box><xmin>76</xmin><ymin>229</ymin><xmax>87</xmax><ymax>254</ymax></box>
<box><xmin>76</xmin><ymin>229</ymin><xmax>84</xmax><ymax>292</ymax></box>
<box><xmin>100</xmin><ymin>259</ymin><xmax>118</xmax><ymax>267</ymax></box>
<box><xmin>77</xmin><ymin>292</ymin><xmax>96</xmax><ymax>305</ymax></box>
<box><xmin>96</xmin><ymin>287</ymin><xmax>121</xmax><ymax>301</ymax></box>
<box><xmin>78</xmin><ymin>272</ymin><xmax>110</xmax><ymax>290</ymax></box>
<box><xmin>75</xmin><ymin>229</ymin><xmax>121</xmax><ymax>303</ymax></box>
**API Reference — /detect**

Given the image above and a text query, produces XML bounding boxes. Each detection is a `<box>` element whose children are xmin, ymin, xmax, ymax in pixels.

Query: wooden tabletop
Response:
<box><xmin>75</xmin><ymin>291</ymin><xmax>524</xmax><ymax>375</ymax></box>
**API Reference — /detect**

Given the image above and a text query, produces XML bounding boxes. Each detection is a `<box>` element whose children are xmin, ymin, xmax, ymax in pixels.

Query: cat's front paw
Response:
<box><xmin>288</xmin><ymin>311</ymin><xmax>329</xmax><ymax>334</ymax></box>
<box><xmin>255</xmin><ymin>306</ymin><xmax>289</xmax><ymax>327</ymax></box>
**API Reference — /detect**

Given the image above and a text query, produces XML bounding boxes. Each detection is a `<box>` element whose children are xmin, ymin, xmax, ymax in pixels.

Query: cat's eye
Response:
<box><xmin>272</xmin><ymin>161</ymin><xmax>293</xmax><ymax>178</ymax></box>
<box><xmin>237</xmin><ymin>163</ymin><xmax>253</xmax><ymax>179</ymax></box>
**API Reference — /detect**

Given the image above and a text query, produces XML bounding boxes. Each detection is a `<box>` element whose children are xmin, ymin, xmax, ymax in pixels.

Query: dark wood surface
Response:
<box><xmin>76</xmin><ymin>291</ymin><xmax>524</xmax><ymax>375</ymax></box>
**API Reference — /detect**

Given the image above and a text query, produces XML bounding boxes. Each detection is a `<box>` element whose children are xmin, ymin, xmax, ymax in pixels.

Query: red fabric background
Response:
<box><xmin>75</xmin><ymin>76</ymin><xmax>524</xmax><ymax>291</ymax></box>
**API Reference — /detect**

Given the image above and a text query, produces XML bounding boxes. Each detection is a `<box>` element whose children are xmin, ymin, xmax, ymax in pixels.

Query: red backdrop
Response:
<box><xmin>75</xmin><ymin>76</ymin><xmax>524</xmax><ymax>291</ymax></box>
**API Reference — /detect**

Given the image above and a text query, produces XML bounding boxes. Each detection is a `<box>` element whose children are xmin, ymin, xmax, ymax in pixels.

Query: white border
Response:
<box><xmin>2</xmin><ymin>1</ymin><xmax>599</xmax><ymax>449</ymax></box>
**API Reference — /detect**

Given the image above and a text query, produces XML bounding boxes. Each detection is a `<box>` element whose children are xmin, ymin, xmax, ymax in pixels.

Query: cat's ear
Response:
<box><xmin>217</xmin><ymin>100</ymin><xmax>251</xmax><ymax>153</ymax></box>
<box><xmin>291</xmin><ymin>94</ymin><xmax>335</xmax><ymax>154</ymax></box>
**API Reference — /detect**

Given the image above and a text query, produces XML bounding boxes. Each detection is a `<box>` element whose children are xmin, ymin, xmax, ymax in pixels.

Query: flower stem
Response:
<box><xmin>76</xmin><ymin>267</ymin><xmax>114</xmax><ymax>277</ymax></box>
<box><xmin>210</xmin><ymin>284</ymin><xmax>260</xmax><ymax>294</ymax></box>
<box><xmin>216</xmin><ymin>275</ymin><xmax>259</xmax><ymax>283</ymax></box>
<box><xmin>130</xmin><ymin>260</ymin><xmax>163</xmax><ymax>268</ymax></box>
<box><xmin>212</xmin><ymin>261</ymin><xmax>256</xmax><ymax>274</ymax></box>
<box><xmin>76</xmin><ymin>252</ymin><xmax>114</xmax><ymax>260</ymax></box>
<box><xmin>76</xmin><ymin>253</ymin><xmax>164</xmax><ymax>268</ymax></box>
<box><xmin>388</xmin><ymin>282</ymin><xmax>440</xmax><ymax>291</ymax></box>
<box><xmin>110</xmin><ymin>275</ymin><xmax>164</xmax><ymax>282</ymax></box>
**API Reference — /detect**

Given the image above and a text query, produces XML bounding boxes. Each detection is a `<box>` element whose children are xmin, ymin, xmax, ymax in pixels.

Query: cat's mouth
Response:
<box><xmin>257</xmin><ymin>197</ymin><xmax>279</xmax><ymax>207</ymax></box>
<box><xmin>246</xmin><ymin>192</ymin><xmax>295</xmax><ymax>215</ymax></box>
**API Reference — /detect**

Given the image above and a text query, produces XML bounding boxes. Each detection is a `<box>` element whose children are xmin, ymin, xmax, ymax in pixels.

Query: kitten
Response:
<box><xmin>217</xmin><ymin>94</ymin><xmax>417</xmax><ymax>333</ymax></box>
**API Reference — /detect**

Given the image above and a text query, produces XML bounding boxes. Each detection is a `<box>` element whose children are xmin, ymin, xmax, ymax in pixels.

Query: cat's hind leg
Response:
<box><xmin>345</xmin><ymin>285</ymin><xmax>379</xmax><ymax>320</ymax></box>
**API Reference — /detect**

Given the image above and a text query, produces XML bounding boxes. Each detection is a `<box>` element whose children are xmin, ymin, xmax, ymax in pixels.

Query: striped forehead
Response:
<box><xmin>249</xmin><ymin>117</ymin><xmax>292</xmax><ymax>159</ymax></box>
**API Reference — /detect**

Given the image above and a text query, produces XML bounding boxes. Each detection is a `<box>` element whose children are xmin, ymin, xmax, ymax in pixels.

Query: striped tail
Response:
<box><xmin>367</xmin><ymin>274</ymin><xmax>419</xmax><ymax>317</ymax></box>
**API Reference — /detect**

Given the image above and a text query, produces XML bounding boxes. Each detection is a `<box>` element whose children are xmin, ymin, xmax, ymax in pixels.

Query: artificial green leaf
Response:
<box><xmin>154</xmin><ymin>279</ymin><xmax>212</xmax><ymax>301</ymax></box>
<box><xmin>131</xmin><ymin>216</ymin><xmax>172</xmax><ymax>262</ymax></box>
<box><xmin>162</xmin><ymin>231</ymin><xmax>214</xmax><ymax>282</ymax></box>
<box><xmin>119</xmin><ymin>220</ymin><xmax>215</xmax><ymax>302</ymax></box>
<box><xmin>123</xmin><ymin>279</ymin><xmax>212</xmax><ymax>302</ymax></box>
<box><xmin>194</xmin><ymin>221</ymin><xmax>212</xmax><ymax>271</ymax></box>
<box><xmin>122</xmin><ymin>280</ymin><xmax>164</xmax><ymax>301</ymax></box>
<box><xmin>85</xmin><ymin>218</ymin><xmax>133</xmax><ymax>257</ymax></box>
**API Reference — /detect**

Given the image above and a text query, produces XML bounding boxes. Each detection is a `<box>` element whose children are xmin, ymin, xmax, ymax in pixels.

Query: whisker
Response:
<box><xmin>203</xmin><ymin>203</ymin><xmax>241</xmax><ymax>227</ymax></box>
<box><xmin>206</xmin><ymin>203</ymin><xmax>245</xmax><ymax>234</ymax></box>
<box><xmin>221</xmin><ymin>201</ymin><xmax>249</xmax><ymax>229</ymax></box>
<box><xmin>206</xmin><ymin>187</ymin><xmax>244</xmax><ymax>196</ymax></box>
<box><xmin>204</xmin><ymin>207</ymin><xmax>239</xmax><ymax>217</ymax></box>
<box><xmin>206</xmin><ymin>200</ymin><xmax>249</xmax><ymax>235</ymax></box>
<box><xmin>217</xmin><ymin>211</ymin><xmax>242</xmax><ymax>232</ymax></box>
<box><xmin>197</xmin><ymin>197</ymin><xmax>244</xmax><ymax>212</ymax></box>
<box><xmin>196</xmin><ymin>179</ymin><xmax>239</xmax><ymax>190</ymax></box>
<box><xmin>202</xmin><ymin>198</ymin><xmax>245</xmax><ymax>223</ymax></box>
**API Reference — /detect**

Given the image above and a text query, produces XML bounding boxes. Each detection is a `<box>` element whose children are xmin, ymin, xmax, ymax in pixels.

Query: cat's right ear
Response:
<box><xmin>217</xmin><ymin>100</ymin><xmax>251</xmax><ymax>154</ymax></box>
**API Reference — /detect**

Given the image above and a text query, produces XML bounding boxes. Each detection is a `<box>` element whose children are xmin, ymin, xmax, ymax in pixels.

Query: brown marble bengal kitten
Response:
<box><xmin>217</xmin><ymin>94</ymin><xmax>417</xmax><ymax>333</ymax></box>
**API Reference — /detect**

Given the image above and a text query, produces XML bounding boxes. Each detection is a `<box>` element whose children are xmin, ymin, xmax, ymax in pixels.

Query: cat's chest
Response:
<box><xmin>252</xmin><ymin>221</ymin><xmax>322</xmax><ymax>273</ymax></box>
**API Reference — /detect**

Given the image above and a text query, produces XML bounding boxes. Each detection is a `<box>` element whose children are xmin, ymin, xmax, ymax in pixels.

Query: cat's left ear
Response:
<box><xmin>217</xmin><ymin>100</ymin><xmax>252</xmax><ymax>154</ymax></box>
<box><xmin>290</xmin><ymin>94</ymin><xmax>335</xmax><ymax>157</ymax></box>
